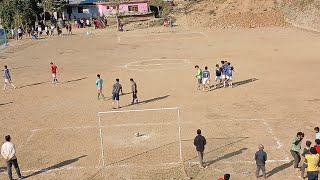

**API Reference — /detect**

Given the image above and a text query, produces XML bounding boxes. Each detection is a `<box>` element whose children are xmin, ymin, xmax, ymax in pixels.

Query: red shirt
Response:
<box><xmin>315</xmin><ymin>145</ymin><xmax>320</xmax><ymax>154</ymax></box>
<box><xmin>51</xmin><ymin>65</ymin><xmax>57</xmax><ymax>74</ymax></box>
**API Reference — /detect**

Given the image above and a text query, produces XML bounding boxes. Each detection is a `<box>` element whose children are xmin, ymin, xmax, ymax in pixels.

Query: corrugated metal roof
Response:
<box><xmin>68</xmin><ymin>0</ymin><xmax>97</xmax><ymax>5</ymax></box>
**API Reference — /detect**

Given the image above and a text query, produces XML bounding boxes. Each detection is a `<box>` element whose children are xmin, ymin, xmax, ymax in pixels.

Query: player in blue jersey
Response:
<box><xmin>3</xmin><ymin>65</ymin><xmax>16</xmax><ymax>90</ymax></box>
<box><xmin>221</xmin><ymin>61</ymin><xmax>228</xmax><ymax>87</ymax></box>
<box><xmin>225</xmin><ymin>62</ymin><xmax>235</xmax><ymax>87</ymax></box>
<box><xmin>202</xmin><ymin>66</ymin><xmax>210</xmax><ymax>91</ymax></box>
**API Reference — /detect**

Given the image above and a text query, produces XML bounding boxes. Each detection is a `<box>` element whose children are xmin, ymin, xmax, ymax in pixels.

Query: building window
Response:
<box><xmin>78</xmin><ymin>7</ymin><xmax>83</xmax><ymax>13</ymax></box>
<box><xmin>106</xmin><ymin>6</ymin><xmax>110</xmax><ymax>9</ymax></box>
<box><xmin>128</xmin><ymin>5</ymin><xmax>138</xmax><ymax>12</ymax></box>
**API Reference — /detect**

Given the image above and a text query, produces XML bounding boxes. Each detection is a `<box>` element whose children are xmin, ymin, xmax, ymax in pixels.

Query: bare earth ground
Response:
<box><xmin>0</xmin><ymin>26</ymin><xmax>320</xmax><ymax>180</ymax></box>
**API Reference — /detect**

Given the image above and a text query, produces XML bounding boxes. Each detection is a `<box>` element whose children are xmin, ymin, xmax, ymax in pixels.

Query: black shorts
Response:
<box><xmin>112</xmin><ymin>92</ymin><xmax>120</xmax><ymax>100</ymax></box>
<box><xmin>133</xmin><ymin>92</ymin><xmax>137</xmax><ymax>99</ymax></box>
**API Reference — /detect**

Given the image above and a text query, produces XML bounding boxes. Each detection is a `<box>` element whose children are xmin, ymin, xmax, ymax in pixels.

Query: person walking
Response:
<box><xmin>112</xmin><ymin>78</ymin><xmax>122</xmax><ymax>109</ymax></box>
<box><xmin>300</xmin><ymin>140</ymin><xmax>312</xmax><ymax>179</ymax></box>
<box><xmin>1</xmin><ymin>135</ymin><xmax>23</xmax><ymax>180</ymax></box>
<box><xmin>291</xmin><ymin>132</ymin><xmax>304</xmax><ymax>170</ymax></box>
<box><xmin>305</xmin><ymin>147</ymin><xmax>320</xmax><ymax>180</ymax></box>
<box><xmin>255</xmin><ymin>144</ymin><xmax>267</xmax><ymax>179</ymax></box>
<box><xmin>96</xmin><ymin>74</ymin><xmax>105</xmax><ymax>100</ymax></box>
<box><xmin>194</xmin><ymin>129</ymin><xmax>207</xmax><ymax>168</ymax></box>
<box><xmin>3</xmin><ymin>65</ymin><xmax>16</xmax><ymax>90</ymax></box>
<box><xmin>50</xmin><ymin>62</ymin><xmax>59</xmax><ymax>84</ymax></box>
<box><xmin>130</xmin><ymin>78</ymin><xmax>138</xmax><ymax>104</ymax></box>
<box><xmin>217</xmin><ymin>174</ymin><xmax>231</xmax><ymax>180</ymax></box>
<box><xmin>195</xmin><ymin>65</ymin><xmax>202</xmax><ymax>90</ymax></box>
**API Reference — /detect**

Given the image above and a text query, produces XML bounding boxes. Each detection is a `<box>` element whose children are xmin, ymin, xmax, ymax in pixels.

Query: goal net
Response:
<box><xmin>97</xmin><ymin>107</ymin><xmax>183</xmax><ymax>179</ymax></box>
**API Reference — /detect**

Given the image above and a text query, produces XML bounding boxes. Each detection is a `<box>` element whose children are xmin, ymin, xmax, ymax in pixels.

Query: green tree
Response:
<box><xmin>0</xmin><ymin>0</ymin><xmax>40</xmax><ymax>29</ymax></box>
<box><xmin>150</xmin><ymin>0</ymin><xmax>172</xmax><ymax>18</ymax></box>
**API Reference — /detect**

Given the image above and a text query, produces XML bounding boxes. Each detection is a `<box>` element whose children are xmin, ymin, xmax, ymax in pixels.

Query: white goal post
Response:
<box><xmin>97</xmin><ymin>107</ymin><xmax>182</xmax><ymax>167</ymax></box>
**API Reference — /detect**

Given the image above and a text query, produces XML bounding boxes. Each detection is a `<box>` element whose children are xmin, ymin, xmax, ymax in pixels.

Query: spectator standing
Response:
<box><xmin>314</xmin><ymin>139</ymin><xmax>320</xmax><ymax>154</ymax></box>
<box><xmin>300</xmin><ymin>140</ymin><xmax>312</xmax><ymax>179</ymax></box>
<box><xmin>255</xmin><ymin>144</ymin><xmax>267</xmax><ymax>179</ymax></box>
<box><xmin>194</xmin><ymin>129</ymin><xmax>207</xmax><ymax>168</ymax></box>
<box><xmin>305</xmin><ymin>147</ymin><xmax>319</xmax><ymax>180</ymax></box>
<box><xmin>315</xmin><ymin>127</ymin><xmax>320</xmax><ymax>140</ymax></box>
<box><xmin>291</xmin><ymin>132</ymin><xmax>304</xmax><ymax>170</ymax></box>
<box><xmin>1</xmin><ymin>135</ymin><xmax>23</xmax><ymax>180</ymax></box>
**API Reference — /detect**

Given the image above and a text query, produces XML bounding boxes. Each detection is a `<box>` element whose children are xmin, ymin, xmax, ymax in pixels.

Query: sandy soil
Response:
<box><xmin>0</xmin><ymin>26</ymin><xmax>320</xmax><ymax>180</ymax></box>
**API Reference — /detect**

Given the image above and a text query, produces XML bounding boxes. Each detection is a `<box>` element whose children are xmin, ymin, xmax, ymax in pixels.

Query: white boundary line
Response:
<box><xmin>263</xmin><ymin>121</ymin><xmax>283</xmax><ymax>149</ymax></box>
<box><xmin>1</xmin><ymin>162</ymin><xmax>182</xmax><ymax>174</ymax></box>
<box><xmin>19</xmin><ymin>116</ymin><xmax>290</xmax><ymax>175</ymax></box>
<box><xmin>124</xmin><ymin>59</ymin><xmax>191</xmax><ymax>72</ymax></box>
<box><xmin>187</xmin><ymin>159</ymin><xmax>290</xmax><ymax>165</ymax></box>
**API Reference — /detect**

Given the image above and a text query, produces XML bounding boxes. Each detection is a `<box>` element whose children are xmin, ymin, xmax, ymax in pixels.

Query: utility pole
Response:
<box><xmin>43</xmin><ymin>0</ymin><xmax>46</xmax><ymax>24</ymax></box>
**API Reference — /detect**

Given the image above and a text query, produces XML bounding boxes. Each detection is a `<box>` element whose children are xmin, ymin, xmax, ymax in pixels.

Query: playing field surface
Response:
<box><xmin>0</xmin><ymin>26</ymin><xmax>320</xmax><ymax>179</ymax></box>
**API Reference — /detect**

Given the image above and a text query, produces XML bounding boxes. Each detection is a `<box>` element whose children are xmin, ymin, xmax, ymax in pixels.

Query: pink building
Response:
<box><xmin>95</xmin><ymin>0</ymin><xmax>150</xmax><ymax>16</ymax></box>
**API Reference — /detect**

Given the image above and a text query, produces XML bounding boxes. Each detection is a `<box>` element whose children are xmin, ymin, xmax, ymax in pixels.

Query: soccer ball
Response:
<box><xmin>134</xmin><ymin>132</ymin><xmax>140</xmax><ymax>137</ymax></box>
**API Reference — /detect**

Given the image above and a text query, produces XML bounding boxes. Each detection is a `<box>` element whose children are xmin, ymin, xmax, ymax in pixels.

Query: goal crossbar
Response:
<box><xmin>97</xmin><ymin>107</ymin><xmax>182</xmax><ymax>167</ymax></box>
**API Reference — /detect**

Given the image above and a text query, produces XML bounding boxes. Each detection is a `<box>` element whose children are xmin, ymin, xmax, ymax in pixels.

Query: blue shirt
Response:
<box><xmin>222</xmin><ymin>64</ymin><xmax>228</xmax><ymax>75</ymax></box>
<box><xmin>202</xmin><ymin>70</ymin><xmax>210</xmax><ymax>78</ymax></box>
<box><xmin>316</xmin><ymin>132</ymin><xmax>320</xmax><ymax>140</ymax></box>
<box><xmin>4</xmin><ymin>69</ymin><xmax>10</xmax><ymax>79</ymax></box>
<box><xmin>96</xmin><ymin>79</ymin><xmax>103</xmax><ymax>90</ymax></box>
<box><xmin>225</xmin><ymin>66</ymin><xmax>233</xmax><ymax>76</ymax></box>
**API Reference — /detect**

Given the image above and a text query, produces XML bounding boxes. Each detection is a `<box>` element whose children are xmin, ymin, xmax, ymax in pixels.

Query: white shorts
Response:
<box><xmin>221</xmin><ymin>75</ymin><xmax>226</xmax><ymax>79</ymax></box>
<box><xmin>202</xmin><ymin>78</ymin><xmax>209</xmax><ymax>85</ymax></box>
<box><xmin>4</xmin><ymin>78</ymin><xmax>10</xmax><ymax>83</ymax></box>
<box><xmin>226</xmin><ymin>76</ymin><xmax>232</xmax><ymax>80</ymax></box>
<box><xmin>52</xmin><ymin>73</ymin><xmax>57</xmax><ymax>78</ymax></box>
<box><xmin>215</xmin><ymin>76</ymin><xmax>221</xmax><ymax>81</ymax></box>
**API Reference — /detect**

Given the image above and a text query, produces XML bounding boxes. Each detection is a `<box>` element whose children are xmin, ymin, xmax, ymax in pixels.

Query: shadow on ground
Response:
<box><xmin>210</xmin><ymin>78</ymin><xmax>258</xmax><ymax>90</ymax></box>
<box><xmin>206</xmin><ymin>147</ymin><xmax>248</xmax><ymax>166</ymax></box>
<box><xmin>62</xmin><ymin>77</ymin><xmax>88</xmax><ymax>84</ymax></box>
<box><xmin>122</xmin><ymin>95</ymin><xmax>170</xmax><ymax>108</ymax></box>
<box><xmin>183</xmin><ymin>137</ymin><xmax>249</xmax><ymax>162</ymax></box>
<box><xmin>267</xmin><ymin>160</ymin><xmax>293</xmax><ymax>178</ymax></box>
<box><xmin>24</xmin><ymin>155</ymin><xmax>87</xmax><ymax>178</ymax></box>
<box><xmin>18</xmin><ymin>81</ymin><xmax>49</xmax><ymax>89</ymax></box>
<box><xmin>0</xmin><ymin>102</ymin><xmax>13</xmax><ymax>106</ymax></box>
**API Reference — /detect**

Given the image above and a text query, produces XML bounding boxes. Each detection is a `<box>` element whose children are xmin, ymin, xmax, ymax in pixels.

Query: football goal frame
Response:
<box><xmin>97</xmin><ymin>107</ymin><xmax>182</xmax><ymax>167</ymax></box>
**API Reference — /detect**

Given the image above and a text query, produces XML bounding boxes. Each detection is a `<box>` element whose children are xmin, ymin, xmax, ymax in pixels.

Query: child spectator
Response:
<box><xmin>299</xmin><ymin>140</ymin><xmax>312</xmax><ymax>179</ymax></box>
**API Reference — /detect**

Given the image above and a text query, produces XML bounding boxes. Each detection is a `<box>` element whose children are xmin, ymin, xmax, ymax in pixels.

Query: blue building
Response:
<box><xmin>63</xmin><ymin>0</ymin><xmax>100</xmax><ymax>20</ymax></box>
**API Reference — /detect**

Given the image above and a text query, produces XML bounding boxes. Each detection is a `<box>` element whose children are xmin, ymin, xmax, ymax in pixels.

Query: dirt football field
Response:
<box><xmin>0</xmin><ymin>26</ymin><xmax>320</xmax><ymax>180</ymax></box>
